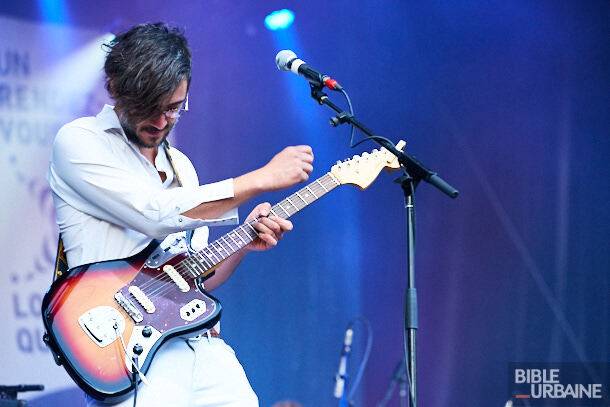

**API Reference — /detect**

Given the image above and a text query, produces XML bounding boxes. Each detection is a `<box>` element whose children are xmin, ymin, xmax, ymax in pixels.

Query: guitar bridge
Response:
<box><xmin>114</xmin><ymin>292</ymin><xmax>144</xmax><ymax>322</ymax></box>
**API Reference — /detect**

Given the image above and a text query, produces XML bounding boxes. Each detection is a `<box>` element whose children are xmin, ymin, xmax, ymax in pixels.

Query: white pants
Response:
<box><xmin>86</xmin><ymin>337</ymin><xmax>258</xmax><ymax>407</ymax></box>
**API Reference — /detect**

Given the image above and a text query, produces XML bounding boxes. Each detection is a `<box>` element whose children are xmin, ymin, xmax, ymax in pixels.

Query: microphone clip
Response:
<box><xmin>329</xmin><ymin>112</ymin><xmax>353</xmax><ymax>127</ymax></box>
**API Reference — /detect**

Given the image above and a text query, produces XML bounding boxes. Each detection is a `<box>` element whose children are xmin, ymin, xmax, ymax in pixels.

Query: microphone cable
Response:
<box><xmin>346</xmin><ymin>316</ymin><xmax>373</xmax><ymax>404</ymax></box>
<box><xmin>337</xmin><ymin>88</ymin><xmax>396</xmax><ymax>150</ymax></box>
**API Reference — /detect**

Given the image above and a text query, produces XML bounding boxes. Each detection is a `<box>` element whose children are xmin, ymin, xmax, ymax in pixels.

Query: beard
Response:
<box><xmin>119</xmin><ymin>112</ymin><xmax>175</xmax><ymax>149</ymax></box>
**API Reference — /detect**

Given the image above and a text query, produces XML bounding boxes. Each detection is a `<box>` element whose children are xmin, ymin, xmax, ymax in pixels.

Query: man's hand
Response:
<box><xmin>257</xmin><ymin>145</ymin><xmax>314</xmax><ymax>191</ymax></box>
<box><xmin>184</xmin><ymin>145</ymin><xmax>313</xmax><ymax>222</ymax></box>
<box><xmin>203</xmin><ymin>202</ymin><xmax>292</xmax><ymax>290</ymax></box>
<box><xmin>244</xmin><ymin>202</ymin><xmax>293</xmax><ymax>252</ymax></box>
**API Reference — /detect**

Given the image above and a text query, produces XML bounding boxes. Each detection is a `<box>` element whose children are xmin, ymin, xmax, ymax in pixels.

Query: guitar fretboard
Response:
<box><xmin>179</xmin><ymin>173</ymin><xmax>340</xmax><ymax>279</ymax></box>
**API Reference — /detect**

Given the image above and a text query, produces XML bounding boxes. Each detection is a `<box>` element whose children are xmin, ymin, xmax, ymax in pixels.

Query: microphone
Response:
<box><xmin>333</xmin><ymin>325</ymin><xmax>354</xmax><ymax>399</ymax></box>
<box><xmin>275</xmin><ymin>50</ymin><xmax>342</xmax><ymax>91</ymax></box>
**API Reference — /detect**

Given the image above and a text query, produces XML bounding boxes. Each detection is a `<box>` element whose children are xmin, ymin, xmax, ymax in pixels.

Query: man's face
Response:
<box><xmin>121</xmin><ymin>79</ymin><xmax>188</xmax><ymax>149</ymax></box>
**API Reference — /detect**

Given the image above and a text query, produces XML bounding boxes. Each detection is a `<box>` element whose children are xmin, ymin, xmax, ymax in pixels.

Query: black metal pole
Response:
<box><xmin>402</xmin><ymin>176</ymin><xmax>418</xmax><ymax>407</ymax></box>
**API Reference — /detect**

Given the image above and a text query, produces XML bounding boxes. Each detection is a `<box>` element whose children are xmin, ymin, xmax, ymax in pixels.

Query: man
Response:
<box><xmin>47</xmin><ymin>23</ymin><xmax>314</xmax><ymax>406</ymax></box>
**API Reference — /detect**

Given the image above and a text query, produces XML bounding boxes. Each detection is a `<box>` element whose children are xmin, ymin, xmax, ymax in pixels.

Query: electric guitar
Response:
<box><xmin>41</xmin><ymin>141</ymin><xmax>405</xmax><ymax>402</ymax></box>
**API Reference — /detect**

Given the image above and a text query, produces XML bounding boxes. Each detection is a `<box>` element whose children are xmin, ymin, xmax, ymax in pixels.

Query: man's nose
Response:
<box><xmin>149</xmin><ymin>112</ymin><xmax>168</xmax><ymax>129</ymax></box>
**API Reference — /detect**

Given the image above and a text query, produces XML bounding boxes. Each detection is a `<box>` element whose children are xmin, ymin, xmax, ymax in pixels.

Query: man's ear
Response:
<box><xmin>105</xmin><ymin>79</ymin><xmax>115</xmax><ymax>98</ymax></box>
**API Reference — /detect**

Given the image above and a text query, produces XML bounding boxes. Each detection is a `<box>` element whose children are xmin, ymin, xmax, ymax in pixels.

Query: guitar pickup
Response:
<box><xmin>180</xmin><ymin>299</ymin><xmax>206</xmax><ymax>322</ymax></box>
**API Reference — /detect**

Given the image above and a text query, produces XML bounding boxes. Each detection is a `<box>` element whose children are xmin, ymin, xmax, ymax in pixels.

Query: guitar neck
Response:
<box><xmin>182</xmin><ymin>172</ymin><xmax>341</xmax><ymax>279</ymax></box>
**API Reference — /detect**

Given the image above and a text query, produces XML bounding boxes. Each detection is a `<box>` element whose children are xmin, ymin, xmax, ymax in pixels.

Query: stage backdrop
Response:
<box><xmin>0</xmin><ymin>2</ymin><xmax>609</xmax><ymax>406</ymax></box>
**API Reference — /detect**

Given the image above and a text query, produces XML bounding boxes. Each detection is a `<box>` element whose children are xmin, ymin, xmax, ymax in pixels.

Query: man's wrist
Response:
<box><xmin>237</xmin><ymin>168</ymin><xmax>269</xmax><ymax>195</ymax></box>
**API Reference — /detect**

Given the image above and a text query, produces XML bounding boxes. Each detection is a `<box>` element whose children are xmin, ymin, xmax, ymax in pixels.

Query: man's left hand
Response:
<box><xmin>244</xmin><ymin>202</ymin><xmax>293</xmax><ymax>252</ymax></box>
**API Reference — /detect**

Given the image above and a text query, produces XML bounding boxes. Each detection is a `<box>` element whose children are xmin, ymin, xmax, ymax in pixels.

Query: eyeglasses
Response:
<box><xmin>162</xmin><ymin>95</ymin><xmax>189</xmax><ymax>120</ymax></box>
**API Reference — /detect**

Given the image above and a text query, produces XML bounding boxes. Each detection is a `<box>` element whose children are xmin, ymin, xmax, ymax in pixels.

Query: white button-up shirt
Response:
<box><xmin>48</xmin><ymin>104</ymin><xmax>238</xmax><ymax>268</ymax></box>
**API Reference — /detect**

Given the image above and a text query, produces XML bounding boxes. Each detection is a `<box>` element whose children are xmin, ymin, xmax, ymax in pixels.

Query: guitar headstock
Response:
<box><xmin>330</xmin><ymin>140</ymin><xmax>406</xmax><ymax>189</ymax></box>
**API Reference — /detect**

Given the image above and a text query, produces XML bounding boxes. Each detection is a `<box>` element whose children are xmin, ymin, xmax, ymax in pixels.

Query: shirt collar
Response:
<box><xmin>96</xmin><ymin>104</ymin><xmax>137</xmax><ymax>148</ymax></box>
<box><xmin>96</xmin><ymin>104</ymin><xmax>124</xmax><ymax>132</ymax></box>
<box><xmin>96</xmin><ymin>104</ymin><xmax>173</xmax><ymax>179</ymax></box>
<box><xmin>95</xmin><ymin>105</ymin><xmax>174</xmax><ymax>150</ymax></box>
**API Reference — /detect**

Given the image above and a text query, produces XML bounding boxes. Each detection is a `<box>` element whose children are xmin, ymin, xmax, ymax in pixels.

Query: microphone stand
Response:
<box><xmin>309</xmin><ymin>85</ymin><xmax>459</xmax><ymax>407</ymax></box>
<box><xmin>377</xmin><ymin>358</ymin><xmax>408</xmax><ymax>407</ymax></box>
<box><xmin>0</xmin><ymin>384</ymin><xmax>44</xmax><ymax>405</ymax></box>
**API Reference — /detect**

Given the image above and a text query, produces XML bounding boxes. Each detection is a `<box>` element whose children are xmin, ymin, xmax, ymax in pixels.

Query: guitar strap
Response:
<box><xmin>51</xmin><ymin>139</ymin><xmax>193</xmax><ymax>282</ymax></box>
<box><xmin>52</xmin><ymin>237</ymin><xmax>69</xmax><ymax>282</ymax></box>
<box><xmin>163</xmin><ymin>139</ymin><xmax>185</xmax><ymax>188</ymax></box>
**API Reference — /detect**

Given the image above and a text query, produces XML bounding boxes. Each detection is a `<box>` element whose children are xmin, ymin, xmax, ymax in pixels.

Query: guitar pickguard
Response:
<box><xmin>124</xmin><ymin>325</ymin><xmax>162</xmax><ymax>371</ymax></box>
<box><xmin>144</xmin><ymin>237</ymin><xmax>188</xmax><ymax>268</ymax></box>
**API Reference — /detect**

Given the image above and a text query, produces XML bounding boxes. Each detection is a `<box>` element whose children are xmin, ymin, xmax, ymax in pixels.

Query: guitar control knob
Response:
<box><xmin>142</xmin><ymin>326</ymin><xmax>152</xmax><ymax>338</ymax></box>
<box><xmin>133</xmin><ymin>344</ymin><xmax>143</xmax><ymax>355</ymax></box>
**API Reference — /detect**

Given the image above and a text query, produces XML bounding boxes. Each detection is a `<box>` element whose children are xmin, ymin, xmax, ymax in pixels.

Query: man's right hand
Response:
<box><xmin>183</xmin><ymin>145</ymin><xmax>314</xmax><ymax>222</ymax></box>
<box><xmin>257</xmin><ymin>145</ymin><xmax>314</xmax><ymax>191</ymax></box>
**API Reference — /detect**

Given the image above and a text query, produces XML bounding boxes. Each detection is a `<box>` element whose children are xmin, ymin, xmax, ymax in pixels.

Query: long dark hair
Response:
<box><xmin>103</xmin><ymin>22</ymin><xmax>191</xmax><ymax>121</ymax></box>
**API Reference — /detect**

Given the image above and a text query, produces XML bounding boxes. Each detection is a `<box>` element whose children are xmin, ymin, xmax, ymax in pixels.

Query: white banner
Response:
<box><xmin>0</xmin><ymin>15</ymin><xmax>110</xmax><ymax>400</ymax></box>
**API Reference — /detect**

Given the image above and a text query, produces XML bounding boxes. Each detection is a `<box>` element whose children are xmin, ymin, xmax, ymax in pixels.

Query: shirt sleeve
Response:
<box><xmin>48</xmin><ymin>125</ymin><xmax>238</xmax><ymax>240</ymax></box>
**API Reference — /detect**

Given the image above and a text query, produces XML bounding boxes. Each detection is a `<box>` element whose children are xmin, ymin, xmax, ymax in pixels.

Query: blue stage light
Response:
<box><xmin>39</xmin><ymin>0</ymin><xmax>69</xmax><ymax>23</ymax></box>
<box><xmin>264</xmin><ymin>9</ymin><xmax>295</xmax><ymax>31</ymax></box>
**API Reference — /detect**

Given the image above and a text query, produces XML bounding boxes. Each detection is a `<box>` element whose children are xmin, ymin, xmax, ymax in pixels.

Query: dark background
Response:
<box><xmin>1</xmin><ymin>1</ymin><xmax>609</xmax><ymax>405</ymax></box>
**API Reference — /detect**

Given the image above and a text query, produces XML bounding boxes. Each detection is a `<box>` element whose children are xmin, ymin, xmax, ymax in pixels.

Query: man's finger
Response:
<box><xmin>298</xmin><ymin>152</ymin><xmax>314</xmax><ymax>164</ymax></box>
<box><xmin>253</xmin><ymin>221</ymin><xmax>273</xmax><ymax>235</ymax></box>
<box><xmin>302</xmin><ymin>163</ymin><xmax>313</xmax><ymax>174</ymax></box>
<box><xmin>258</xmin><ymin>217</ymin><xmax>281</xmax><ymax>236</ymax></box>
<box><xmin>270</xmin><ymin>216</ymin><xmax>293</xmax><ymax>231</ymax></box>
<box><xmin>258</xmin><ymin>233</ymin><xmax>277</xmax><ymax>247</ymax></box>
<box><xmin>247</xmin><ymin>202</ymin><xmax>271</xmax><ymax>221</ymax></box>
<box><xmin>294</xmin><ymin>145</ymin><xmax>313</xmax><ymax>154</ymax></box>
<box><xmin>257</xmin><ymin>202</ymin><xmax>272</xmax><ymax>216</ymax></box>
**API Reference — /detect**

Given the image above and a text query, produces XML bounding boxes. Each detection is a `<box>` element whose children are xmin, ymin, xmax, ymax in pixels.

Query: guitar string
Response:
<box><xmin>144</xmin><ymin>188</ymin><xmax>328</xmax><ymax>299</ymax></box>
<box><xmin>134</xmin><ymin>214</ymin><xmax>269</xmax><ymax>295</ymax></box>
<box><xmin>141</xmin><ymin>179</ymin><xmax>332</xmax><ymax>296</ymax></box>
<box><xmin>141</xmin><ymin>179</ymin><xmax>337</xmax><ymax>299</ymax></box>
<box><xmin>139</xmin><ymin>179</ymin><xmax>336</xmax><ymax>298</ymax></box>
<box><xmin>130</xmin><ymin>217</ymin><xmax>265</xmax><ymax>293</ymax></box>
<box><xmin>131</xmin><ymin>177</ymin><xmax>337</xmax><ymax>300</ymax></box>
<box><xmin>144</xmin><ymin>220</ymin><xmax>260</xmax><ymax>297</ymax></box>
<box><xmin>136</xmin><ymin>233</ymin><xmax>251</xmax><ymax>295</ymax></box>
<box><xmin>144</xmin><ymin>195</ymin><xmax>304</xmax><ymax>298</ymax></box>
